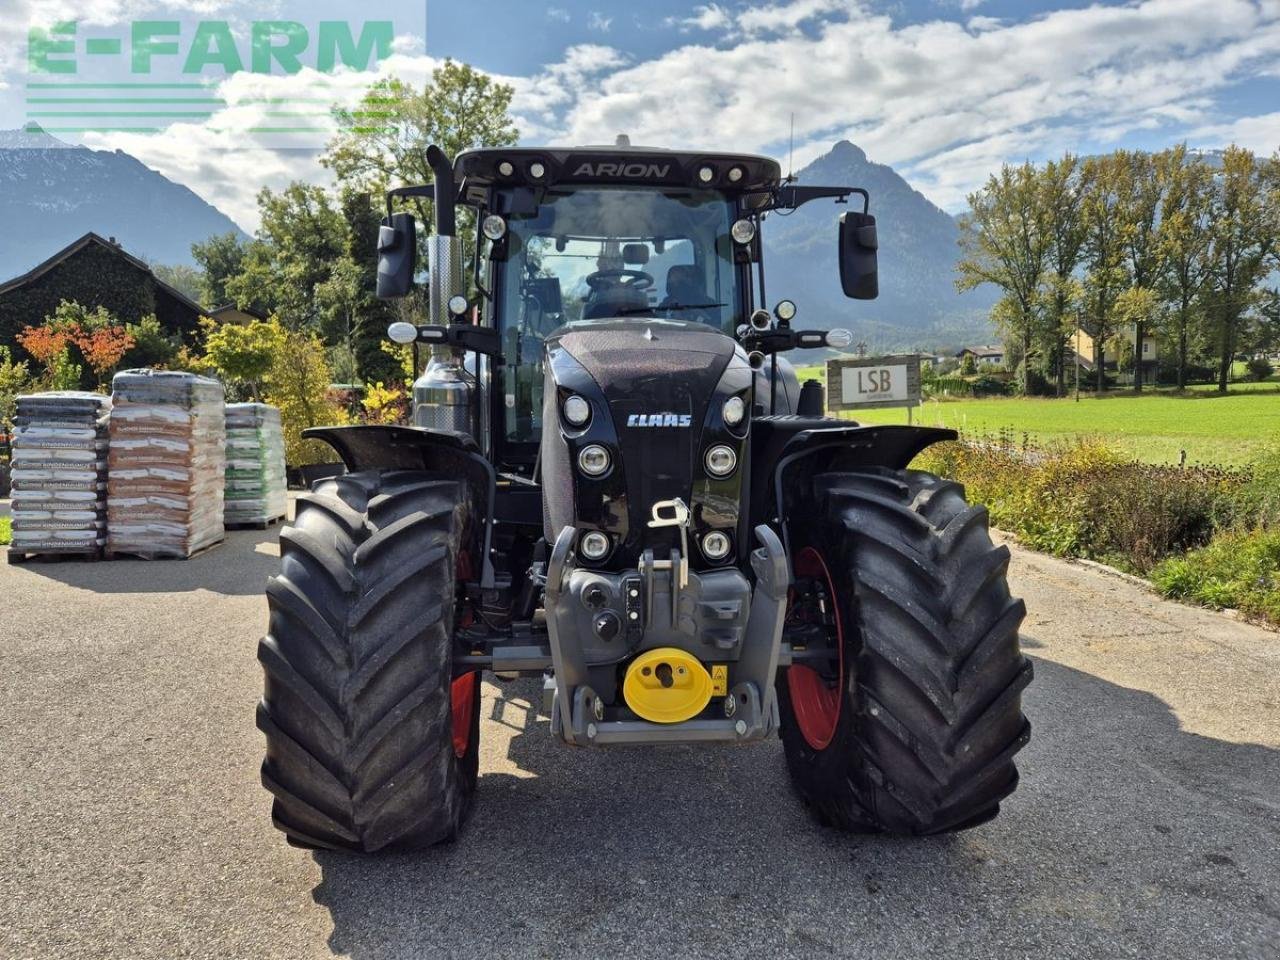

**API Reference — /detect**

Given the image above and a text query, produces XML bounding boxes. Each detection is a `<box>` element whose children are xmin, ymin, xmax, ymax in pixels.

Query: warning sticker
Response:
<box><xmin>711</xmin><ymin>664</ymin><xmax>728</xmax><ymax>697</ymax></box>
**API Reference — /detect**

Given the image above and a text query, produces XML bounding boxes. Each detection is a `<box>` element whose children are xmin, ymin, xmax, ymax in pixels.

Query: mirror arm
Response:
<box><xmin>385</xmin><ymin>183</ymin><xmax>435</xmax><ymax>219</ymax></box>
<box><xmin>771</xmin><ymin>185</ymin><xmax>869</xmax><ymax>214</ymax></box>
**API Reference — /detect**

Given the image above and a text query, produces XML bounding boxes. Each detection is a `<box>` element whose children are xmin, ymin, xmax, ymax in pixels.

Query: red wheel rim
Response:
<box><xmin>786</xmin><ymin>547</ymin><xmax>844</xmax><ymax>750</ymax></box>
<box><xmin>450</xmin><ymin>672</ymin><xmax>477</xmax><ymax>758</ymax></box>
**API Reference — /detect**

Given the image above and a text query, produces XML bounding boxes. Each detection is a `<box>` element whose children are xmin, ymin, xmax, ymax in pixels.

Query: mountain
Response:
<box><xmin>763</xmin><ymin>140</ymin><xmax>996</xmax><ymax>351</ymax></box>
<box><xmin>0</xmin><ymin>127</ymin><xmax>248</xmax><ymax>282</ymax></box>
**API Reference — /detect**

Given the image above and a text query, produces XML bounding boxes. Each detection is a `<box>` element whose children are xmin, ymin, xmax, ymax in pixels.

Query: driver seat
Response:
<box><xmin>661</xmin><ymin>265</ymin><xmax>709</xmax><ymax>308</ymax></box>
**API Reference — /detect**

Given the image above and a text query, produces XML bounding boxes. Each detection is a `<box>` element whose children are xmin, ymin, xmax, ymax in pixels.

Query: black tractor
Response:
<box><xmin>256</xmin><ymin>138</ymin><xmax>1031</xmax><ymax>852</ymax></box>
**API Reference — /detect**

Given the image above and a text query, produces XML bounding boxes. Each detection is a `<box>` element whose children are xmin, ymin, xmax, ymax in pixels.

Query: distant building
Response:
<box><xmin>956</xmin><ymin>345</ymin><xmax>1005</xmax><ymax>366</ymax></box>
<box><xmin>1071</xmin><ymin>324</ymin><xmax>1158</xmax><ymax>377</ymax></box>
<box><xmin>208</xmin><ymin>303</ymin><xmax>268</xmax><ymax>326</ymax></box>
<box><xmin>0</xmin><ymin>232</ymin><xmax>205</xmax><ymax>355</ymax></box>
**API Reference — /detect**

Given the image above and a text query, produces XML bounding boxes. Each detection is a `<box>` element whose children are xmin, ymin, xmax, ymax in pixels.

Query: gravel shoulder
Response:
<box><xmin>2</xmin><ymin>529</ymin><xmax>1277</xmax><ymax>960</ymax></box>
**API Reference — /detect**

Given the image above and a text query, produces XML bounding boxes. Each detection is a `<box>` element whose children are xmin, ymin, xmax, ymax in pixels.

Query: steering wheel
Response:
<box><xmin>585</xmin><ymin>269</ymin><xmax>654</xmax><ymax>292</ymax></box>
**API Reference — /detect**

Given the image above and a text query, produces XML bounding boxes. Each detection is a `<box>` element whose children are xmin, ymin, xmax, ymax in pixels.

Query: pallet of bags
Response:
<box><xmin>223</xmin><ymin>403</ymin><xmax>287</xmax><ymax>529</ymax></box>
<box><xmin>7</xmin><ymin>391</ymin><xmax>111</xmax><ymax>563</ymax></box>
<box><xmin>106</xmin><ymin>370</ymin><xmax>226</xmax><ymax>559</ymax></box>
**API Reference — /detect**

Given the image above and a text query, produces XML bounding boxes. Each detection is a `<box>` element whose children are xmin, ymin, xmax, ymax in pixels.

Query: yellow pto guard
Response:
<box><xmin>622</xmin><ymin>648</ymin><xmax>713</xmax><ymax>724</ymax></box>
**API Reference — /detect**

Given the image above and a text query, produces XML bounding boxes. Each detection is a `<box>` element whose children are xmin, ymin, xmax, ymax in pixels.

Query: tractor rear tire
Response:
<box><xmin>257</xmin><ymin>470</ymin><xmax>480</xmax><ymax>852</ymax></box>
<box><xmin>778</xmin><ymin>467</ymin><xmax>1032</xmax><ymax>834</ymax></box>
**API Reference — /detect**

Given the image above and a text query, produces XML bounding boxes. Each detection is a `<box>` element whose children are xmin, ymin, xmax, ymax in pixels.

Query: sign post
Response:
<box><xmin>826</xmin><ymin>354</ymin><xmax>922</xmax><ymax>420</ymax></box>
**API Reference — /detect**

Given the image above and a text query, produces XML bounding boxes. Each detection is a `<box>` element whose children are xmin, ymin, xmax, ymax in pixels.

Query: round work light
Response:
<box><xmin>563</xmin><ymin>395</ymin><xmax>591</xmax><ymax>427</ymax></box>
<box><xmin>705</xmin><ymin>445</ymin><xmax>737</xmax><ymax>477</ymax></box>
<box><xmin>578</xmin><ymin>444</ymin><xmax>611</xmax><ymax>477</ymax></box>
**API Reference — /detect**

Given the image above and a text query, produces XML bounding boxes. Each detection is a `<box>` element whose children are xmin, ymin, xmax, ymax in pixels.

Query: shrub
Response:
<box><xmin>1245</xmin><ymin>356</ymin><xmax>1274</xmax><ymax>381</ymax></box>
<box><xmin>1152</xmin><ymin>531</ymin><xmax>1280</xmax><ymax>623</ymax></box>
<box><xmin>915</xmin><ymin>435</ymin><xmax>1243</xmax><ymax>573</ymax></box>
<box><xmin>264</xmin><ymin>328</ymin><xmax>350</xmax><ymax>465</ymax></box>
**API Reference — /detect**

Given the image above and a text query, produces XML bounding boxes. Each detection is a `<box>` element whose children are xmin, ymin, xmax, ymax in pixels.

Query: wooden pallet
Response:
<box><xmin>6</xmin><ymin>546</ymin><xmax>103</xmax><ymax>565</ymax></box>
<box><xmin>103</xmin><ymin>537</ymin><xmax>225</xmax><ymax>562</ymax></box>
<box><xmin>224</xmin><ymin>514</ymin><xmax>285</xmax><ymax>532</ymax></box>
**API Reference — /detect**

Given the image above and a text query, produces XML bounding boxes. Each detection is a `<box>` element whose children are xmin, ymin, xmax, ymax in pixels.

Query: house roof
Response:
<box><xmin>957</xmin><ymin>344</ymin><xmax>1004</xmax><ymax>357</ymax></box>
<box><xmin>0</xmin><ymin>232</ymin><xmax>205</xmax><ymax>315</ymax></box>
<box><xmin>209</xmin><ymin>302</ymin><xmax>268</xmax><ymax>323</ymax></box>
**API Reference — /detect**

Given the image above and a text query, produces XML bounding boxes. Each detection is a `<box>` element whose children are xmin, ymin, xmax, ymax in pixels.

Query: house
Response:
<box><xmin>208</xmin><ymin>303</ymin><xmax>268</xmax><ymax>325</ymax></box>
<box><xmin>1071</xmin><ymin>324</ymin><xmax>1158</xmax><ymax>376</ymax></box>
<box><xmin>0</xmin><ymin>232</ymin><xmax>205</xmax><ymax>355</ymax></box>
<box><xmin>956</xmin><ymin>345</ymin><xmax>1005</xmax><ymax>366</ymax></box>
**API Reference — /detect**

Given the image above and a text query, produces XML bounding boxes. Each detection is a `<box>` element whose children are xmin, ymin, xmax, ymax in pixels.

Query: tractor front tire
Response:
<box><xmin>779</xmin><ymin>467</ymin><xmax>1032</xmax><ymax>834</ymax></box>
<box><xmin>257</xmin><ymin>470</ymin><xmax>480</xmax><ymax>852</ymax></box>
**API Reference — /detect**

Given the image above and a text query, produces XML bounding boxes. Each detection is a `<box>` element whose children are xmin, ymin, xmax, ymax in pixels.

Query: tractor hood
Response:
<box><xmin>540</xmin><ymin>319</ymin><xmax>754</xmax><ymax>568</ymax></box>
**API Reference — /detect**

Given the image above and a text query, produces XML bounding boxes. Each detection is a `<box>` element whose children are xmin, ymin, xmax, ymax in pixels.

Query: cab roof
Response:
<box><xmin>454</xmin><ymin>145</ymin><xmax>783</xmax><ymax>194</ymax></box>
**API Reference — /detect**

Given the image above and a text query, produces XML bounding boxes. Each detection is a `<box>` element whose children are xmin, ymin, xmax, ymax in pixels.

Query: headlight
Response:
<box><xmin>701</xmin><ymin>531</ymin><xmax>731</xmax><ymax>560</ymax></box>
<box><xmin>580</xmin><ymin>530</ymin><xmax>610</xmax><ymax>559</ymax></box>
<box><xmin>705</xmin><ymin>444</ymin><xmax>737</xmax><ymax>477</ymax></box>
<box><xmin>722</xmin><ymin>396</ymin><xmax>746</xmax><ymax>427</ymax></box>
<box><xmin>578</xmin><ymin>444</ymin><xmax>611</xmax><ymax>476</ymax></box>
<box><xmin>731</xmin><ymin>219</ymin><xmax>756</xmax><ymax>245</ymax></box>
<box><xmin>482</xmin><ymin>214</ymin><xmax>507</xmax><ymax>240</ymax></box>
<box><xmin>774</xmin><ymin>299</ymin><xmax>797</xmax><ymax>322</ymax></box>
<box><xmin>386</xmin><ymin>322</ymin><xmax>418</xmax><ymax>344</ymax></box>
<box><xmin>697</xmin><ymin>165</ymin><xmax>715</xmax><ymax>183</ymax></box>
<box><xmin>447</xmin><ymin>295</ymin><xmax>469</xmax><ymax>317</ymax></box>
<box><xmin>529</xmin><ymin>161</ymin><xmax>546</xmax><ymax>179</ymax></box>
<box><xmin>563</xmin><ymin>395</ymin><xmax>591</xmax><ymax>427</ymax></box>
<box><xmin>727</xmin><ymin>166</ymin><xmax>744</xmax><ymax>183</ymax></box>
<box><xmin>826</xmin><ymin>328</ymin><xmax>854</xmax><ymax>348</ymax></box>
<box><xmin>497</xmin><ymin>160</ymin><xmax>514</xmax><ymax>177</ymax></box>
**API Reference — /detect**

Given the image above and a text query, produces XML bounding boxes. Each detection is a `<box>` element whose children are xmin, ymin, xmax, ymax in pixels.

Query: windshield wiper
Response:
<box><xmin>616</xmin><ymin>302</ymin><xmax>726</xmax><ymax>315</ymax></box>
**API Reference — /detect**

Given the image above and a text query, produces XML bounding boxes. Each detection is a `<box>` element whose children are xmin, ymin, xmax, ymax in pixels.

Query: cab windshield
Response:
<box><xmin>493</xmin><ymin>185</ymin><xmax>742</xmax><ymax>445</ymax></box>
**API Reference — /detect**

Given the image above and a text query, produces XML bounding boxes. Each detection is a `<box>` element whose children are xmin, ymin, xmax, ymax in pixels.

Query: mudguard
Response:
<box><xmin>302</xmin><ymin>424</ymin><xmax>497</xmax><ymax>589</ymax></box>
<box><xmin>749</xmin><ymin>420</ymin><xmax>957</xmax><ymax>565</ymax></box>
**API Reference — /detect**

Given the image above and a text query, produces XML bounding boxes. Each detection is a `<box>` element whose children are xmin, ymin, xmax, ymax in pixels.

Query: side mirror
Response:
<box><xmin>376</xmin><ymin>212</ymin><xmax>417</xmax><ymax>299</ymax></box>
<box><xmin>838</xmin><ymin>211</ymin><xmax>878</xmax><ymax>300</ymax></box>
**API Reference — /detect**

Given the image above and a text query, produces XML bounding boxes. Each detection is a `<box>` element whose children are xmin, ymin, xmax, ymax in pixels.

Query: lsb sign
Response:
<box><xmin>826</xmin><ymin>354</ymin><xmax>921</xmax><ymax>411</ymax></box>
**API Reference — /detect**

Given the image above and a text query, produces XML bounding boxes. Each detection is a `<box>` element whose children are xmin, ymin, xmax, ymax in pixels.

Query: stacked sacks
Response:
<box><xmin>106</xmin><ymin>370</ymin><xmax>226</xmax><ymax>559</ymax></box>
<box><xmin>9</xmin><ymin>392</ymin><xmax>111</xmax><ymax>557</ymax></box>
<box><xmin>223</xmin><ymin>403</ymin><xmax>287</xmax><ymax>527</ymax></box>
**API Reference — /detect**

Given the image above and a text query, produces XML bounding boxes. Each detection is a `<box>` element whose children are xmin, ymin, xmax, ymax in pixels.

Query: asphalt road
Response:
<box><xmin>2</xmin><ymin>525</ymin><xmax>1278</xmax><ymax>959</ymax></box>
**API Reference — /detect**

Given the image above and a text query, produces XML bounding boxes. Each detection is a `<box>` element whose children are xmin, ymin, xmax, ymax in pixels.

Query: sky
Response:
<box><xmin>3</xmin><ymin>0</ymin><xmax>1279</xmax><ymax>231</ymax></box>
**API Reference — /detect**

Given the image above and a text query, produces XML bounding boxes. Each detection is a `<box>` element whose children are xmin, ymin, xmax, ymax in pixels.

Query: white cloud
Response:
<box><xmin>19</xmin><ymin>0</ymin><xmax>1280</xmax><ymax>224</ymax></box>
<box><xmin>587</xmin><ymin>11</ymin><xmax>613</xmax><ymax>33</ymax></box>
<box><xmin>666</xmin><ymin>4</ymin><xmax>734</xmax><ymax>32</ymax></box>
<box><xmin>529</xmin><ymin>0</ymin><xmax>1280</xmax><ymax>210</ymax></box>
<box><xmin>1190</xmin><ymin>111</ymin><xmax>1280</xmax><ymax>154</ymax></box>
<box><xmin>546</xmin><ymin>7</ymin><xmax>570</xmax><ymax>22</ymax></box>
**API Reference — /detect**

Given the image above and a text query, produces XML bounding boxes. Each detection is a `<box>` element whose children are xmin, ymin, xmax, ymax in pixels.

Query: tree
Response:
<box><xmin>1038</xmin><ymin>154</ymin><xmax>1088</xmax><ymax>394</ymax></box>
<box><xmin>147</xmin><ymin>262</ymin><xmax>205</xmax><ymax>305</ymax></box>
<box><xmin>191</xmin><ymin>232</ymin><xmax>251</xmax><ymax>308</ymax></box>
<box><xmin>203</xmin><ymin>317</ymin><xmax>286</xmax><ymax>399</ymax></box>
<box><xmin>1115</xmin><ymin>151</ymin><xmax>1165</xmax><ymax>391</ymax></box>
<box><xmin>73</xmin><ymin>324</ymin><xmax>135</xmax><ymax>387</ymax></box>
<box><xmin>956</xmin><ymin>162</ymin><xmax>1051</xmax><ymax>393</ymax></box>
<box><xmin>121</xmin><ymin>314</ymin><xmax>181</xmax><ymax>370</ymax></box>
<box><xmin>0</xmin><ymin>346</ymin><xmax>33</xmax><ymax>441</ymax></box>
<box><xmin>263</xmin><ymin>328</ymin><xmax>350</xmax><ymax>465</ymax></box>
<box><xmin>1204</xmin><ymin>146</ymin><xmax>1277</xmax><ymax>393</ymax></box>
<box><xmin>1080</xmin><ymin>154</ymin><xmax>1130</xmax><ymax>392</ymax></box>
<box><xmin>225</xmin><ymin>183</ymin><xmax>347</xmax><ymax>326</ymax></box>
<box><xmin>339</xmin><ymin>190</ymin><xmax>400</xmax><ymax>384</ymax></box>
<box><xmin>1156</xmin><ymin>146</ymin><xmax>1214</xmax><ymax>390</ymax></box>
<box><xmin>323</xmin><ymin>60</ymin><xmax>519</xmax><ymax>227</ymax></box>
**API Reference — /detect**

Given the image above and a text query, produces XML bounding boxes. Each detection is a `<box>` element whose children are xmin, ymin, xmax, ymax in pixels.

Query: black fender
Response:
<box><xmin>302</xmin><ymin>425</ymin><xmax>497</xmax><ymax>590</ymax></box>
<box><xmin>748</xmin><ymin>420</ymin><xmax>957</xmax><ymax>565</ymax></box>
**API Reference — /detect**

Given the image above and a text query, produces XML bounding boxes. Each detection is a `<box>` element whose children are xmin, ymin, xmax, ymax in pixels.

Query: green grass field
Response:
<box><xmin>793</xmin><ymin>366</ymin><xmax>1280</xmax><ymax>465</ymax></box>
